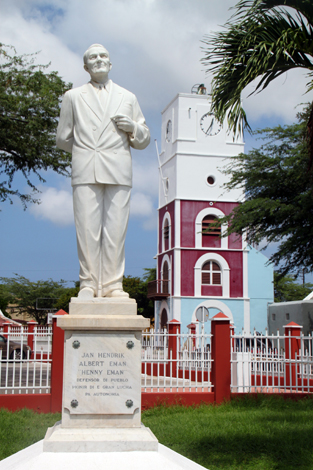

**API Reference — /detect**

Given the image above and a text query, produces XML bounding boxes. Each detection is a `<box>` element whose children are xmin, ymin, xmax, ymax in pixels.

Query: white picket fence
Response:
<box><xmin>0</xmin><ymin>325</ymin><xmax>52</xmax><ymax>394</ymax></box>
<box><xmin>141</xmin><ymin>328</ymin><xmax>213</xmax><ymax>392</ymax></box>
<box><xmin>231</xmin><ymin>330</ymin><xmax>313</xmax><ymax>393</ymax></box>
<box><xmin>2</xmin><ymin>324</ymin><xmax>313</xmax><ymax>396</ymax></box>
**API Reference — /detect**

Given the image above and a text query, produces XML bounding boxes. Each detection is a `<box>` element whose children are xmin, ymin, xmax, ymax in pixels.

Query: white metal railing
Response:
<box><xmin>141</xmin><ymin>328</ymin><xmax>213</xmax><ymax>392</ymax></box>
<box><xmin>231</xmin><ymin>330</ymin><xmax>313</xmax><ymax>393</ymax></box>
<box><xmin>0</xmin><ymin>325</ymin><xmax>52</xmax><ymax>394</ymax></box>
<box><xmin>4</xmin><ymin>324</ymin><xmax>313</xmax><ymax>397</ymax></box>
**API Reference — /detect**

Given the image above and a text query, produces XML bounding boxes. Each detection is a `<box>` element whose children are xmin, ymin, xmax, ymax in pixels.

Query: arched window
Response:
<box><xmin>164</xmin><ymin>219</ymin><xmax>169</xmax><ymax>239</ymax></box>
<box><xmin>194</xmin><ymin>253</ymin><xmax>230</xmax><ymax>297</ymax></box>
<box><xmin>195</xmin><ymin>208</ymin><xmax>228</xmax><ymax>249</ymax></box>
<box><xmin>162</xmin><ymin>213</ymin><xmax>171</xmax><ymax>252</ymax></box>
<box><xmin>162</xmin><ymin>261</ymin><xmax>169</xmax><ymax>294</ymax></box>
<box><xmin>164</xmin><ymin>219</ymin><xmax>169</xmax><ymax>251</ymax></box>
<box><xmin>202</xmin><ymin>215</ymin><xmax>221</xmax><ymax>248</ymax></box>
<box><xmin>201</xmin><ymin>261</ymin><xmax>222</xmax><ymax>286</ymax></box>
<box><xmin>160</xmin><ymin>308</ymin><xmax>168</xmax><ymax>330</ymax></box>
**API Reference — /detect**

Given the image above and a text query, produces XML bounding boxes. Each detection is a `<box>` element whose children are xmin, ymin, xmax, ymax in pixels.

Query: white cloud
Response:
<box><xmin>130</xmin><ymin>191</ymin><xmax>157</xmax><ymax>231</ymax></box>
<box><xmin>2</xmin><ymin>0</ymin><xmax>310</xmax><ymax>124</ymax></box>
<box><xmin>132</xmin><ymin>154</ymin><xmax>159</xmax><ymax>197</ymax></box>
<box><xmin>0</xmin><ymin>2</ymin><xmax>84</xmax><ymax>86</ymax></box>
<box><xmin>130</xmin><ymin>192</ymin><xmax>154</xmax><ymax>217</ymax></box>
<box><xmin>29</xmin><ymin>187</ymin><xmax>74</xmax><ymax>226</ymax></box>
<box><xmin>243</xmin><ymin>70</ymin><xmax>313</xmax><ymax>125</ymax></box>
<box><xmin>143</xmin><ymin>215</ymin><xmax>158</xmax><ymax>231</ymax></box>
<box><xmin>0</xmin><ymin>0</ymin><xmax>234</xmax><ymax>109</ymax></box>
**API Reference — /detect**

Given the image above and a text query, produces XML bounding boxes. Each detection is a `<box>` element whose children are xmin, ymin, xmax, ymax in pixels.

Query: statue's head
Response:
<box><xmin>83</xmin><ymin>44</ymin><xmax>112</xmax><ymax>82</ymax></box>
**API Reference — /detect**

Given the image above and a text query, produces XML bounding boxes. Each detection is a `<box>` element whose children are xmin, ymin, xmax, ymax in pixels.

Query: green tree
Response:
<box><xmin>54</xmin><ymin>282</ymin><xmax>80</xmax><ymax>313</ymax></box>
<box><xmin>142</xmin><ymin>267</ymin><xmax>157</xmax><ymax>283</ymax></box>
<box><xmin>123</xmin><ymin>269</ymin><xmax>156</xmax><ymax>319</ymax></box>
<box><xmin>220</xmin><ymin>104</ymin><xmax>313</xmax><ymax>276</ymax></box>
<box><xmin>274</xmin><ymin>272</ymin><xmax>313</xmax><ymax>301</ymax></box>
<box><xmin>0</xmin><ymin>284</ymin><xmax>11</xmax><ymax>317</ymax></box>
<box><xmin>0</xmin><ymin>275</ymin><xmax>69</xmax><ymax>324</ymax></box>
<box><xmin>0</xmin><ymin>44</ymin><xmax>72</xmax><ymax>207</ymax></box>
<box><xmin>202</xmin><ymin>0</ymin><xmax>313</xmax><ymax>137</ymax></box>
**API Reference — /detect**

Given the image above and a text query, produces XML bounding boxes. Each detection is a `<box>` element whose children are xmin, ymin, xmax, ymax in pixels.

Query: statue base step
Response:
<box><xmin>43</xmin><ymin>422</ymin><xmax>158</xmax><ymax>452</ymax></box>
<box><xmin>69</xmin><ymin>297</ymin><xmax>137</xmax><ymax>316</ymax></box>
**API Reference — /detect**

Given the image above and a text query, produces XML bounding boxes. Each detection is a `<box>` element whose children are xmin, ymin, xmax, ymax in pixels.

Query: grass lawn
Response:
<box><xmin>0</xmin><ymin>396</ymin><xmax>313</xmax><ymax>469</ymax></box>
<box><xmin>0</xmin><ymin>408</ymin><xmax>61</xmax><ymax>461</ymax></box>
<box><xmin>142</xmin><ymin>395</ymin><xmax>313</xmax><ymax>470</ymax></box>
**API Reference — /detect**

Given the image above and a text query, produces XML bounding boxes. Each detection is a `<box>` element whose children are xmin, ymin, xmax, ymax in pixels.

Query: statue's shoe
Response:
<box><xmin>77</xmin><ymin>287</ymin><xmax>95</xmax><ymax>300</ymax></box>
<box><xmin>106</xmin><ymin>289</ymin><xmax>129</xmax><ymax>298</ymax></box>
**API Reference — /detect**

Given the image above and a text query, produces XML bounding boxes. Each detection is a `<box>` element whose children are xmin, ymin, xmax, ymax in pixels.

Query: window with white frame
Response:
<box><xmin>160</xmin><ymin>308</ymin><xmax>168</xmax><ymax>329</ymax></box>
<box><xmin>195</xmin><ymin>253</ymin><xmax>229</xmax><ymax>297</ymax></box>
<box><xmin>201</xmin><ymin>261</ymin><xmax>222</xmax><ymax>285</ymax></box>
<box><xmin>162</xmin><ymin>213</ymin><xmax>171</xmax><ymax>252</ymax></box>
<box><xmin>195</xmin><ymin>208</ymin><xmax>228</xmax><ymax>249</ymax></box>
<box><xmin>164</xmin><ymin>219</ymin><xmax>169</xmax><ymax>240</ymax></box>
<box><xmin>162</xmin><ymin>261</ymin><xmax>169</xmax><ymax>294</ymax></box>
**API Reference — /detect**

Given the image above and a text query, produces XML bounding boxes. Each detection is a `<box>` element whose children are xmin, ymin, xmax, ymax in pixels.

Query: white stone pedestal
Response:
<box><xmin>43</xmin><ymin>297</ymin><xmax>157</xmax><ymax>452</ymax></box>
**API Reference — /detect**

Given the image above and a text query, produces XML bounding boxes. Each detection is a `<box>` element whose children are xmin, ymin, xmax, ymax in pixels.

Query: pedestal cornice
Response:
<box><xmin>57</xmin><ymin>314</ymin><xmax>149</xmax><ymax>331</ymax></box>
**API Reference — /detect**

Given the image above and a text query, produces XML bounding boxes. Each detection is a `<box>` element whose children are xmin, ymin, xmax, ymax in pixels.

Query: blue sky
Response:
<box><xmin>1</xmin><ymin>0</ymin><xmax>313</xmax><ymax>287</ymax></box>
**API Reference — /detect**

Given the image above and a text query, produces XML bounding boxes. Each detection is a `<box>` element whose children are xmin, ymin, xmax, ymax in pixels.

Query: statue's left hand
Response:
<box><xmin>112</xmin><ymin>114</ymin><xmax>135</xmax><ymax>134</ymax></box>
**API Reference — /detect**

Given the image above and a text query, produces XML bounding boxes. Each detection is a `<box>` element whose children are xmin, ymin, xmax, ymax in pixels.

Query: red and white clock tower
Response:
<box><xmin>148</xmin><ymin>87</ymin><xmax>273</xmax><ymax>333</ymax></box>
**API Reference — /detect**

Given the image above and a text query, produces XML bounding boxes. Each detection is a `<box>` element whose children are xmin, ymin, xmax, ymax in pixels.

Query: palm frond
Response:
<box><xmin>202</xmin><ymin>2</ymin><xmax>313</xmax><ymax>136</ymax></box>
<box><xmin>234</xmin><ymin>0</ymin><xmax>313</xmax><ymax>24</ymax></box>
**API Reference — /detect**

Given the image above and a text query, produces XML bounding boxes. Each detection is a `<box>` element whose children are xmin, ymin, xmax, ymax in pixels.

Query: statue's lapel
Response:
<box><xmin>80</xmin><ymin>83</ymin><xmax>103</xmax><ymax>122</ymax></box>
<box><xmin>100</xmin><ymin>81</ymin><xmax>124</xmax><ymax>133</ymax></box>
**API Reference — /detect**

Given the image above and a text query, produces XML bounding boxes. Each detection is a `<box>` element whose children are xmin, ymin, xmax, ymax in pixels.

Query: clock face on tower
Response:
<box><xmin>166</xmin><ymin>119</ymin><xmax>172</xmax><ymax>142</ymax></box>
<box><xmin>200</xmin><ymin>113</ymin><xmax>222</xmax><ymax>136</ymax></box>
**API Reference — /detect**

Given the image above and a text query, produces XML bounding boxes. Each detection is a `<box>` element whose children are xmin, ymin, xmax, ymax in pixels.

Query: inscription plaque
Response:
<box><xmin>63</xmin><ymin>333</ymin><xmax>140</xmax><ymax>415</ymax></box>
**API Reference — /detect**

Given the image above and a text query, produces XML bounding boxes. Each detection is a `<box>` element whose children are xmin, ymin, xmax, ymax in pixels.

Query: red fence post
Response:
<box><xmin>27</xmin><ymin>321</ymin><xmax>37</xmax><ymax>357</ymax></box>
<box><xmin>284</xmin><ymin>321</ymin><xmax>302</xmax><ymax>389</ymax></box>
<box><xmin>187</xmin><ymin>323</ymin><xmax>197</xmax><ymax>350</ymax></box>
<box><xmin>3</xmin><ymin>323</ymin><xmax>9</xmax><ymax>338</ymax></box>
<box><xmin>167</xmin><ymin>319</ymin><xmax>181</xmax><ymax>378</ymax></box>
<box><xmin>211</xmin><ymin>312</ymin><xmax>231</xmax><ymax>404</ymax></box>
<box><xmin>50</xmin><ymin>309</ymin><xmax>68</xmax><ymax>413</ymax></box>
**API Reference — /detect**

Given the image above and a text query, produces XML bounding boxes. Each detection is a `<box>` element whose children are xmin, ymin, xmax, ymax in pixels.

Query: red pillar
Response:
<box><xmin>50</xmin><ymin>309</ymin><xmax>68</xmax><ymax>413</ymax></box>
<box><xmin>187</xmin><ymin>323</ymin><xmax>197</xmax><ymax>350</ymax></box>
<box><xmin>167</xmin><ymin>319</ymin><xmax>181</xmax><ymax>378</ymax></box>
<box><xmin>27</xmin><ymin>321</ymin><xmax>37</xmax><ymax>358</ymax></box>
<box><xmin>3</xmin><ymin>323</ymin><xmax>10</xmax><ymax>338</ymax></box>
<box><xmin>284</xmin><ymin>321</ymin><xmax>302</xmax><ymax>389</ymax></box>
<box><xmin>211</xmin><ymin>312</ymin><xmax>231</xmax><ymax>404</ymax></box>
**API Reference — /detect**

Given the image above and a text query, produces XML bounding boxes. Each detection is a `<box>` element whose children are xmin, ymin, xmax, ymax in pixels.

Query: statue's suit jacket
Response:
<box><xmin>56</xmin><ymin>80</ymin><xmax>150</xmax><ymax>186</ymax></box>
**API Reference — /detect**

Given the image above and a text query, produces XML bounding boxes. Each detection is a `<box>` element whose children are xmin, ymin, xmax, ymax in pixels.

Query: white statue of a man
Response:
<box><xmin>56</xmin><ymin>44</ymin><xmax>150</xmax><ymax>300</ymax></box>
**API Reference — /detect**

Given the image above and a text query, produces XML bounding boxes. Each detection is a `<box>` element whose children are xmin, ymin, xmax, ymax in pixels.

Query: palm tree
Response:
<box><xmin>202</xmin><ymin>0</ymin><xmax>313</xmax><ymax>140</ymax></box>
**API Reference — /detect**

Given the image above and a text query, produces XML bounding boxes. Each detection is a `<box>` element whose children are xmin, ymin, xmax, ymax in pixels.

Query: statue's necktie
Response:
<box><xmin>97</xmin><ymin>85</ymin><xmax>106</xmax><ymax>110</ymax></box>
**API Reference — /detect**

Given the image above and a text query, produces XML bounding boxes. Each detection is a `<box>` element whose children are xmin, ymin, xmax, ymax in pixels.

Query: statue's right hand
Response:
<box><xmin>111</xmin><ymin>114</ymin><xmax>135</xmax><ymax>135</ymax></box>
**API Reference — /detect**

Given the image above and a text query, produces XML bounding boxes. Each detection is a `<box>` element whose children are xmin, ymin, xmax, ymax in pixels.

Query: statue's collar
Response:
<box><xmin>89</xmin><ymin>79</ymin><xmax>111</xmax><ymax>91</ymax></box>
